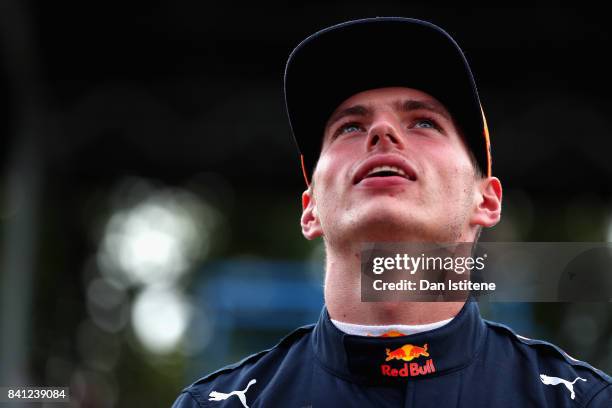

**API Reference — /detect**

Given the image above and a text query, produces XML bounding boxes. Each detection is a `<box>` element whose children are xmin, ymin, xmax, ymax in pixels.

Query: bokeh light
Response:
<box><xmin>90</xmin><ymin>178</ymin><xmax>225</xmax><ymax>355</ymax></box>
<box><xmin>98</xmin><ymin>182</ymin><xmax>213</xmax><ymax>287</ymax></box>
<box><xmin>131</xmin><ymin>284</ymin><xmax>192</xmax><ymax>355</ymax></box>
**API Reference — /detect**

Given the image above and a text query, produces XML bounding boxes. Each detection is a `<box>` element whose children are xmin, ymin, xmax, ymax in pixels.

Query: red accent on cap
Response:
<box><xmin>480</xmin><ymin>105</ymin><xmax>492</xmax><ymax>177</ymax></box>
<box><xmin>300</xmin><ymin>154</ymin><xmax>311</xmax><ymax>186</ymax></box>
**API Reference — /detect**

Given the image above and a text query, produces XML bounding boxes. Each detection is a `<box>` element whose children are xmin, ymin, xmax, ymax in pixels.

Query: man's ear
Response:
<box><xmin>301</xmin><ymin>189</ymin><xmax>323</xmax><ymax>240</ymax></box>
<box><xmin>471</xmin><ymin>176</ymin><xmax>502</xmax><ymax>228</ymax></box>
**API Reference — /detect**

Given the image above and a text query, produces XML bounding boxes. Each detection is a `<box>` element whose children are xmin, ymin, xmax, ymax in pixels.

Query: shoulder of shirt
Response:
<box><xmin>484</xmin><ymin>318</ymin><xmax>612</xmax><ymax>385</ymax></box>
<box><xmin>183</xmin><ymin>322</ymin><xmax>315</xmax><ymax>388</ymax></box>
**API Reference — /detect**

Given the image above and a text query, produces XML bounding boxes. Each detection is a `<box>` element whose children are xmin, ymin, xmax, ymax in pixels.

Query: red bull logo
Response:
<box><xmin>385</xmin><ymin>343</ymin><xmax>429</xmax><ymax>362</ymax></box>
<box><xmin>380</xmin><ymin>343</ymin><xmax>436</xmax><ymax>378</ymax></box>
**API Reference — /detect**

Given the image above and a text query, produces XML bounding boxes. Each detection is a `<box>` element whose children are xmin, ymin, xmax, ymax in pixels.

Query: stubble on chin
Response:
<box><xmin>324</xmin><ymin>207</ymin><xmax>463</xmax><ymax>247</ymax></box>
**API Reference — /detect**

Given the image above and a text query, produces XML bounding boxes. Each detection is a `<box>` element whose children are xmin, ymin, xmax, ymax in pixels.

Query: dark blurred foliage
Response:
<box><xmin>1</xmin><ymin>2</ymin><xmax>611</xmax><ymax>407</ymax></box>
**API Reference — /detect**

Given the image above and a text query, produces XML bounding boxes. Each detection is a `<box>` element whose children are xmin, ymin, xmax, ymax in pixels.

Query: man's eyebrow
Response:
<box><xmin>396</xmin><ymin>99</ymin><xmax>451</xmax><ymax>121</ymax></box>
<box><xmin>326</xmin><ymin>105</ymin><xmax>370</xmax><ymax>128</ymax></box>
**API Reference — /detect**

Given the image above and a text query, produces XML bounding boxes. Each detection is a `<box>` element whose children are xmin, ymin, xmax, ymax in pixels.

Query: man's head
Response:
<box><xmin>300</xmin><ymin>86</ymin><xmax>502</xmax><ymax>246</ymax></box>
<box><xmin>284</xmin><ymin>18</ymin><xmax>502</xmax><ymax>247</ymax></box>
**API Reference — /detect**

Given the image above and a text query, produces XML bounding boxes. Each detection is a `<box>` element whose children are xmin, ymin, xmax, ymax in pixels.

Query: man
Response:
<box><xmin>172</xmin><ymin>17</ymin><xmax>611</xmax><ymax>407</ymax></box>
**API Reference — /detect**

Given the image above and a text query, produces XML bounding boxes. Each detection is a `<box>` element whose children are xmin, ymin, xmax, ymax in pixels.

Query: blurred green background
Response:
<box><xmin>1</xmin><ymin>3</ymin><xmax>611</xmax><ymax>407</ymax></box>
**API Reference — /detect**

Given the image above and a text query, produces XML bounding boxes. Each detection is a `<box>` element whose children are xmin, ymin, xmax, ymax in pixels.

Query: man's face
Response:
<box><xmin>302</xmin><ymin>87</ymin><xmax>493</xmax><ymax>244</ymax></box>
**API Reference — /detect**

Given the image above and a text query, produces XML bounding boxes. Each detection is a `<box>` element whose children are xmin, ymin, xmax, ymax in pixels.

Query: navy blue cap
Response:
<box><xmin>283</xmin><ymin>17</ymin><xmax>491</xmax><ymax>185</ymax></box>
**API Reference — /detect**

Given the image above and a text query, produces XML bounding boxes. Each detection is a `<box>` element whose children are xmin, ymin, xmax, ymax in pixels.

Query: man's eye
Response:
<box><xmin>335</xmin><ymin>122</ymin><xmax>364</xmax><ymax>136</ymax></box>
<box><xmin>414</xmin><ymin>119</ymin><xmax>436</xmax><ymax>129</ymax></box>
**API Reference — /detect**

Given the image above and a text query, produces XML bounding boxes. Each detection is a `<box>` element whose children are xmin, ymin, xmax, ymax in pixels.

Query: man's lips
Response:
<box><xmin>353</xmin><ymin>155</ymin><xmax>418</xmax><ymax>185</ymax></box>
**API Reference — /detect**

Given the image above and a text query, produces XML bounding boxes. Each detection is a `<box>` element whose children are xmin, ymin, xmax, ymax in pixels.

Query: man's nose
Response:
<box><xmin>366</xmin><ymin>121</ymin><xmax>405</xmax><ymax>151</ymax></box>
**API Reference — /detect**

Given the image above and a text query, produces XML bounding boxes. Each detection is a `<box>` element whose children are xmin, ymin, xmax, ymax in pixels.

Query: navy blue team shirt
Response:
<box><xmin>172</xmin><ymin>299</ymin><xmax>612</xmax><ymax>407</ymax></box>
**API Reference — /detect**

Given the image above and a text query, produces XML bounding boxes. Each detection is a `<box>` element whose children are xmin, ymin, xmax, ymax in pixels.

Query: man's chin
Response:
<box><xmin>344</xmin><ymin>211</ymin><xmax>431</xmax><ymax>242</ymax></box>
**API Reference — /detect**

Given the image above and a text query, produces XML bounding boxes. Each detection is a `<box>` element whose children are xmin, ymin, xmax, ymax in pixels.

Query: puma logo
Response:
<box><xmin>209</xmin><ymin>379</ymin><xmax>257</xmax><ymax>408</ymax></box>
<box><xmin>540</xmin><ymin>374</ymin><xmax>586</xmax><ymax>400</ymax></box>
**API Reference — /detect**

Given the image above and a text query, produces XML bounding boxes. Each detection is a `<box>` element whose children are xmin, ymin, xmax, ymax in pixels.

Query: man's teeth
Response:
<box><xmin>366</xmin><ymin>165</ymin><xmax>406</xmax><ymax>177</ymax></box>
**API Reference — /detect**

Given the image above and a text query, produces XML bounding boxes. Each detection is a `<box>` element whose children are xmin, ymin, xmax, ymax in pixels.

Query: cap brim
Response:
<box><xmin>284</xmin><ymin>17</ymin><xmax>489</xmax><ymax>182</ymax></box>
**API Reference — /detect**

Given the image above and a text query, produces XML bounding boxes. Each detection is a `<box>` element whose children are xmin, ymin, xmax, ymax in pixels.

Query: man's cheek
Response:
<box><xmin>315</xmin><ymin>158</ymin><xmax>340</xmax><ymax>186</ymax></box>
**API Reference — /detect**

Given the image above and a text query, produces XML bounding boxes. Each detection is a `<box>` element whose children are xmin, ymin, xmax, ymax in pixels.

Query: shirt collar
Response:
<box><xmin>330</xmin><ymin>316</ymin><xmax>453</xmax><ymax>337</ymax></box>
<box><xmin>311</xmin><ymin>299</ymin><xmax>486</xmax><ymax>385</ymax></box>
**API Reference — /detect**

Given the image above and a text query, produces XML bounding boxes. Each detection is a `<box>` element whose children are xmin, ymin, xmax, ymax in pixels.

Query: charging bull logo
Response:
<box><xmin>381</xmin><ymin>343</ymin><xmax>435</xmax><ymax>377</ymax></box>
<box><xmin>385</xmin><ymin>343</ymin><xmax>429</xmax><ymax>362</ymax></box>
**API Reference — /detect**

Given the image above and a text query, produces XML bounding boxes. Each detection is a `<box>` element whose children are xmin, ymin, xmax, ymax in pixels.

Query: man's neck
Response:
<box><xmin>323</xmin><ymin>243</ymin><xmax>465</xmax><ymax>325</ymax></box>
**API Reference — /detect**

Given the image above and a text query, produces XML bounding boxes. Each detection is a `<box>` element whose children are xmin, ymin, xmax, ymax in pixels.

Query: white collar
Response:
<box><xmin>330</xmin><ymin>317</ymin><xmax>453</xmax><ymax>337</ymax></box>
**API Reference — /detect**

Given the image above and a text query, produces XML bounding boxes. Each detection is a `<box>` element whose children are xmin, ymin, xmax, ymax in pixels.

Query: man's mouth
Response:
<box><xmin>354</xmin><ymin>156</ymin><xmax>418</xmax><ymax>185</ymax></box>
<box><xmin>365</xmin><ymin>165</ymin><xmax>409</xmax><ymax>179</ymax></box>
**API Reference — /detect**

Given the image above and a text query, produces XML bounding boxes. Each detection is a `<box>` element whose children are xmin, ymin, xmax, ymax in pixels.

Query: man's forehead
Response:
<box><xmin>326</xmin><ymin>87</ymin><xmax>452</xmax><ymax>127</ymax></box>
